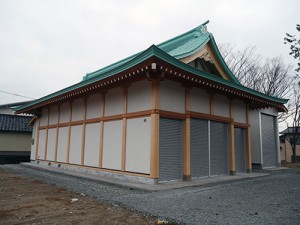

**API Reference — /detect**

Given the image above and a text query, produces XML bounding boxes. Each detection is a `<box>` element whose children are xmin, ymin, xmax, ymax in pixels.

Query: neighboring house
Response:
<box><xmin>0</xmin><ymin>114</ymin><xmax>32</xmax><ymax>164</ymax></box>
<box><xmin>280</xmin><ymin>127</ymin><xmax>300</xmax><ymax>162</ymax></box>
<box><xmin>0</xmin><ymin>101</ymin><xmax>33</xmax><ymax>115</ymax></box>
<box><xmin>15</xmin><ymin>21</ymin><xmax>287</xmax><ymax>184</ymax></box>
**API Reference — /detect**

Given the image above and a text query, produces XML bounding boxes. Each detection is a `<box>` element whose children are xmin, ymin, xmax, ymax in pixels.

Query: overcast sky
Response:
<box><xmin>0</xmin><ymin>0</ymin><xmax>299</xmax><ymax>105</ymax></box>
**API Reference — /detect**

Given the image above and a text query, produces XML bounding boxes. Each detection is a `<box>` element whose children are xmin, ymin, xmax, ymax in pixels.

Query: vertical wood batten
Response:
<box><xmin>122</xmin><ymin>87</ymin><xmax>128</xmax><ymax>171</ymax></box>
<box><xmin>246</xmin><ymin>105</ymin><xmax>252</xmax><ymax>172</ymax></box>
<box><xmin>99</xmin><ymin>94</ymin><xmax>105</xmax><ymax>168</ymax></box>
<box><xmin>54</xmin><ymin>105</ymin><xmax>60</xmax><ymax>162</ymax></box>
<box><xmin>150</xmin><ymin>79</ymin><xmax>160</xmax><ymax>179</ymax></box>
<box><xmin>66</xmin><ymin>101</ymin><xmax>72</xmax><ymax>163</ymax></box>
<box><xmin>81</xmin><ymin>98</ymin><xmax>87</xmax><ymax>165</ymax></box>
<box><xmin>44</xmin><ymin>108</ymin><xmax>50</xmax><ymax>160</ymax></box>
<box><xmin>229</xmin><ymin>100</ymin><xmax>236</xmax><ymax>175</ymax></box>
<box><xmin>183</xmin><ymin>87</ymin><xmax>191</xmax><ymax>181</ymax></box>
<box><xmin>210</xmin><ymin>94</ymin><xmax>214</xmax><ymax>115</ymax></box>
<box><xmin>35</xmin><ymin>118</ymin><xmax>41</xmax><ymax>160</ymax></box>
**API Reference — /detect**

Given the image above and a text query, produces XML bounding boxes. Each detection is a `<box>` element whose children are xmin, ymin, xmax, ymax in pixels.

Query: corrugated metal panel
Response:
<box><xmin>159</xmin><ymin>118</ymin><xmax>183</xmax><ymax>181</ymax></box>
<box><xmin>234</xmin><ymin>127</ymin><xmax>246</xmax><ymax>173</ymax></box>
<box><xmin>261</xmin><ymin>114</ymin><xmax>277</xmax><ymax>167</ymax></box>
<box><xmin>210</xmin><ymin>121</ymin><xmax>229</xmax><ymax>175</ymax></box>
<box><xmin>190</xmin><ymin>118</ymin><xmax>209</xmax><ymax>178</ymax></box>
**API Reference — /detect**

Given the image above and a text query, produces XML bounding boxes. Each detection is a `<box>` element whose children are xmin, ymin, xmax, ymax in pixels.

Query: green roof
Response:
<box><xmin>82</xmin><ymin>20</ymin><xmax>239</xmax><ymax>84</ymax></box>
<box><xmin>15</xmin><ymin>21</ymin><xmax>288</xmax><ymax>113</ymax></box>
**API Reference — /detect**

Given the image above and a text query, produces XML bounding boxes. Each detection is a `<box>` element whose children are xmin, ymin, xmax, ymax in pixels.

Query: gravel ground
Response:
<box><xmin>2</xmin><ymin>165</ymin><xmax>300</xmax><ymax>225</ymax></box>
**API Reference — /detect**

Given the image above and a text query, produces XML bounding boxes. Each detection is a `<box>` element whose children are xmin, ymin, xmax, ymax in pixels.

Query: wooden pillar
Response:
<box><xmin>150</xmin><ymin>79</ymin><xmax>160</xmax><ymax>179</ymax></box>
<box><xmin>35</xmin><ymin>118</ymin><xmax>41</xmax><ymax>160</ymax></box>
<box><xmin>121</xmin><ymin>87</ymin><xmax>128</xmax><ymax>171</ymax></box>
<box><xmin>210</xmin><ymin>94</ymin><xmax>214</xmax><ymax>115</ymax></box>
<box><xmin>183</xmin><ymin>87</ymin><xmax>191</xmax><ymax>181</ymax></box>
<box><xmin>99</xmin><ymin>94</ymin><xmax>105</xmax><ymax>168</ymax></box>
<box><xmin>54</xmin><ymin>105</ymin><xmax>60</xmax><ymax>162</ymax></box>
<box><xmin>246</xmin><ymin>105</ymin><xmax>252</xmax><ymax>172</ymax></box>
<box><xmin>66</xmin><ymin>101</ymin><xmax>72</xmax><ymax>163</ymax></box>
<box><xmin>81</xmin><ymin>98</ymin><xmax>87</xmax><ymax>165</ymax></box>
<box><xmin>44</xmin><ymin>108</ymin><xmax>50</xmax><ymax>160</ymax></box>
<box><xmin>229</xmin><ymin>100</ymin><xmax>236</xmax><ymax>175</ymax></box>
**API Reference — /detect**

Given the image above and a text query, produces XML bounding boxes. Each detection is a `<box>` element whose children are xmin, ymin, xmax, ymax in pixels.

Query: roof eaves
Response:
<box><xmin>150</xmin><ymin>46</ymin><xmax>288</xmax><ymax>104</ymax></box>
<box><xmin>14</xmin><ymin>45</ymin><xmax>159</xmax><ymax>113</ymax></box>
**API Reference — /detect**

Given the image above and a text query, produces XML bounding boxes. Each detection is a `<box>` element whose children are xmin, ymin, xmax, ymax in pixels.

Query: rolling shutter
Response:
<box><xmin>159</xmin><ymin>117</ymin><xmax>183</xmax><ymax>182</ymax></box>
<box><xmin>234</xmin><ymin>127</ymin><xmax>246</xmax><ymax>173</ymax></box>
<box><xmin>190</xmin><ymin>118</ymin><xmax>209</xmax><ymax>178</ymax></box>
<box><xmin>261</xmin><ymin>114</ymin><xmax>277</xmax><ymax>167</ymax></box>
<box><xmin>210</xmin><ymin>121</ymin><xmax>229</xmax><ymax>175</ymax></box>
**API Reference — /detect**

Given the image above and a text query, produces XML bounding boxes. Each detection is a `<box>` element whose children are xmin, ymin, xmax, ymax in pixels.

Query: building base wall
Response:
<box><xmin>29</xmin><ymin>160</ymin><xmax>157</xmax><ymax>184</ymax></box>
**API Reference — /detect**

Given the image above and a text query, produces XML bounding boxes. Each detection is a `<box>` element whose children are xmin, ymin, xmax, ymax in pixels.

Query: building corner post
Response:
<box><xmin>183</xmin><ymin>87</ymin><xmax>191</xmax><ymax>181</ymax></box>
<box><xmin>229</xmin><ymin>100</ymin><xmax>236</xmax><ymax>175</ymax></box>
<box><xmin>150</xmin><ymin>79</ymin><xmax>160</xmax><ymax>179</ymax></box>
<box><xmin>246</xmin><ymin>105</ymin><xmax>252</xmax><ymax>173</ymax></box>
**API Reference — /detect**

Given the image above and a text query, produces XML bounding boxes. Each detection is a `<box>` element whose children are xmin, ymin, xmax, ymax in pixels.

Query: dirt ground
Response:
<box><xmin>0</xmin><ymin>168</ymin><xmax>157</xmax><ymax>225</ymax></box>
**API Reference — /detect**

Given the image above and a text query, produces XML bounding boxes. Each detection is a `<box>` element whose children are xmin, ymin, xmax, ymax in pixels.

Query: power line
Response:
<box><xmin>0</xmin><ymin>90</ymin><xmax>35</xmax><ymax>100</ymax></box>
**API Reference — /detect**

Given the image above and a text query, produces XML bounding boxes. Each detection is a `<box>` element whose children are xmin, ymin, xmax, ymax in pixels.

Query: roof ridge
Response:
<box><xmin>83</xmin><ymin>21</ymin><xmax>210</xmax><ymax>81</ymax></box>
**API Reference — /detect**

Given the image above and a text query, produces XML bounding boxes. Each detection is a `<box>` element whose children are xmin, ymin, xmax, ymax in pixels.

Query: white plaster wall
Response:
<box><xmin>60</xmin><ymin>102</ymin><xmax>70</xmax><ymax>123</ymax></box>
<box><xmin>102</xmin><ymin>120</ymin><xmax>122</xmax><ymax>170</ymax></box>
<box><xmin>127</xmin><ymin>80</ymin><xmax>151</xmax><ymax>113</ymax></box>
<box><xmin>69</xmin><ymin>125</ymin><xmax>83</xmax><ymax>164</ymax></box>
<box><xmin>125</xmin><ymin>117</ymin><xmax>150</xmax><ymax>174</ymax></box>
<box><xmin>84</xmin><ymin>123</ymin><xmax>101</xmax><ymax>167</ymax></box>
<box><xmin>234</xmin><ymin>100</ymin><xmax>247</xmax><ymax>123</ymax></box>
<box><xmin>86</xmin><ymin>94</ymin><xmax>102</xmax><ymax>119</ymax></box>
<box><xmin>72</xmin><ymin>98</ymin><xmax>84</xmax><ymax>121</ymax></box>
<box><xmin>190</xmin><ymin>88</ymin><xmax>210</xmax><ymax>114</ymax></box>
<box><xmin>160</xmin><ymin>79</ymin><xmax>185</xmax><ymax>113</ymax></box>
<box><xmin>37</xmin><ymin>129</ymin><xmax>46</xmax><ymax>160</ymax></box>
<box><xmin>214</xmin><ymin>94</ymin><xmax>230</xmax><ymax>117</ymax></box>
<box><xmin>46</xmin><ymin>128</ymin><xmax>56</xmax><ymax>161</ymax></box>
<box><xmin>250</xmin><ymin>110</ymin><xmax>262</xmax><ymax>164</ymax></box>
<box><xmin>104</xmin><ymin>88</ymin><xmax>123</xmax><ymax>116</ymax></box>
<box><xmin>57</xmin><ymin>127</ymin><xmax>68</xmax><ymax>163</ymax></box>
<box><xmin>40</xmin><ymin>108</ymin><xmax>48</xmax><ymax>126</ymax></box>
<box><xmin>30</xmin><ymin>122</ymin><xmax>37</xmax><ymax>160</ymax></box>
<box><xmin>49</xmin><ymin>105</ymin><xmax>59</xmax><ymax>125</ymax></box>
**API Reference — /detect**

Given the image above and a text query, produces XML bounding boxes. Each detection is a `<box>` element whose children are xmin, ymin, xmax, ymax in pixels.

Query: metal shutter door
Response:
<box><xmin>261</xmin><ymin>114</ymin><xmax>277</xmax><ymax>167</ymax></box>
<box><xmin>159</xmin><ymin>117</ymin><xmax>183</xmax><ymax>182</ymax></box>
<box><xmin>190</xmin><ymin>118</ymin><xmax>209</xmax><ymax>178</ymax></box>
<box><xmin>234</xmin><ymin>128</ymin><xmax>246</xmax><ymax>173</ymax></box>
<box><xmin>210</xmin><ymin>121</ymin><xmax>229</xmax><ymax>175</ymax></box>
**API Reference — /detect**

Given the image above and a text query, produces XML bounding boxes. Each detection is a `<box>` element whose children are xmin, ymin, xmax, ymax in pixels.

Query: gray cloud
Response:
<box><xmin>0</xmin><ymin>0</ymin><xmax>299</xmax><ymax>104</ymax></box>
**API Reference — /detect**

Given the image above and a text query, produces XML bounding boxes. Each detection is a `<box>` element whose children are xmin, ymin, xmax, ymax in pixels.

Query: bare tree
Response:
<box><xmin>284</xmin><ymin>84</ymin><xmax>300</xmax><ymax>163</ymax></box>
<box><xmin>219</xmin><ymin>43</ymin><xmax>294</xmax><ymax>99</ymax></box>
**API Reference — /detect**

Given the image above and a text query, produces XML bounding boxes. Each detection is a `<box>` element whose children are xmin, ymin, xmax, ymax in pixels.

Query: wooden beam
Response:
<box><xmin>246</xmin><ymin>105</ymin><xmax>252</xmax><ymax>172</ymax></box>
<box><xmin>35</xmin><ymin>118</ymin><xmax>41</xmax><ymax>160</ymax></box>
<box><xmin>210</xmin><ymin>94</ymin><xmax>214</xmax><ymax>115</ymax></box>
<box><xmin>44</xmin><ymin>108</ymin><xmax>50</xmax><ymax>160</ymax></box>
<box><xmin>81</xmin><ymin>98</ymin><xmax>87</xmax><ymax>165</ymax></box>
<box><xmin>150</xmin><ymin>79</ymin><xmax>160</xmax><ymax>179</ymax></box>
<box><xmin>99</xmin><ymin>94</ymin><xmax>105</xmax><ymax>168</ymax></box>
<box><xmin>229</xmin><ymin>100</ymin><xmax>236</xmax><ymax>175</ymax></box>
<box><xmin>54</xmin><ymin>105</ymin><xmax>60</xmax><ymax>162</ymax></box>
<box><xmin>121</xmin><ymin>87</ymin><xmax>128</xmax><ymax>171</ymax></box>
<box><xmin>66</xmin><ymin>101</ymin><xmax>72</xmax><ymax>163</ymax></box>
<box><xmin>183</xmin><ymin>88</ymin><xmax>191</xmax><ymax>181</ymax></box>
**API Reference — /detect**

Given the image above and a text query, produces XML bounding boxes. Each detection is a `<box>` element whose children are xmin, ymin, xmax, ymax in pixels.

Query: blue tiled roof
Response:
<box><xmin>0</xmin><ymin>114</ymin><xmax>33</xmax><ymax>132</ymax></box>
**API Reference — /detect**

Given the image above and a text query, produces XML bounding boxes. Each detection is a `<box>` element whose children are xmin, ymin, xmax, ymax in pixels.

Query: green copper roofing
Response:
<box><xmin>82</xmin><ymin>20</ymin><xmax>239</xmax><ymax>84</ymax></box>
<box><xmin>15</xmin><ymin>22</ymin><xmax>288</xmax><ymax>113</ymax></box>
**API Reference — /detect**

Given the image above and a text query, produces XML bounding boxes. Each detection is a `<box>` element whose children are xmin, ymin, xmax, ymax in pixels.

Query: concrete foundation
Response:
<box><xmin>31</xmin><ymin>160</ymin><xmax>157</xmax><ymax>184</ymax></box>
